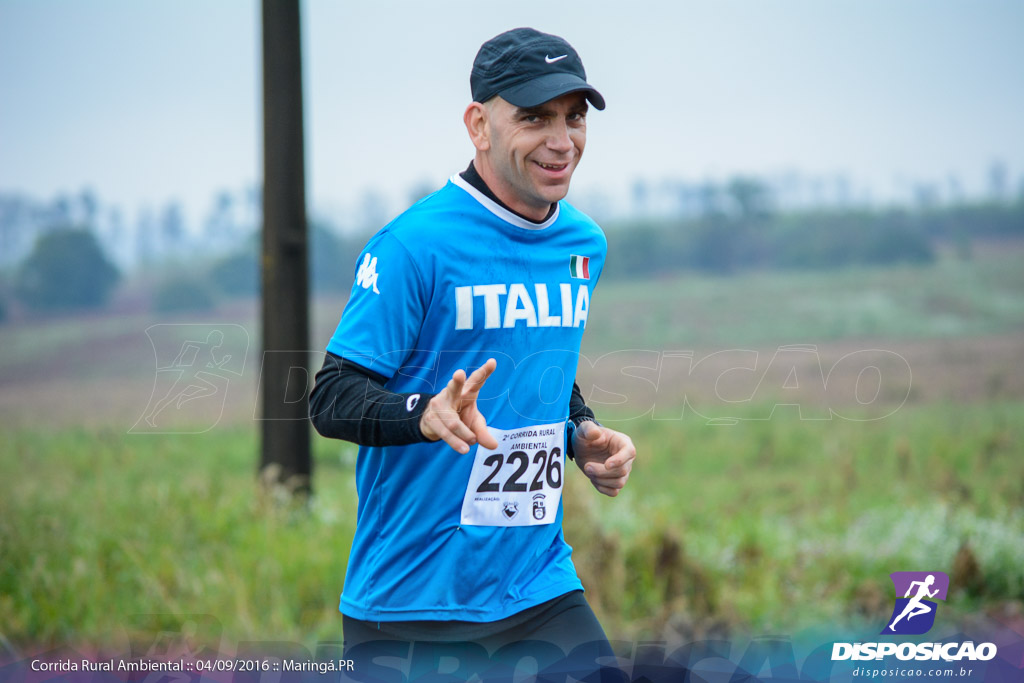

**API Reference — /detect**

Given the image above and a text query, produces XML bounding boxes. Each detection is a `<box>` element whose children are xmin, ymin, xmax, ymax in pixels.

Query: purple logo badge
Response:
<box><xmin>882</xmin><ymin>571</ymin><xmax>949</xmax><ymax>635</ymax></box>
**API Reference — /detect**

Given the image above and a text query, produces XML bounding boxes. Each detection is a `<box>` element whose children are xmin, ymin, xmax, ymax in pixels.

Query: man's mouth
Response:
<box><xmin>535</xmin><ymin>161</ymin><xmax>569</xmax><ymax>172</ymax></box>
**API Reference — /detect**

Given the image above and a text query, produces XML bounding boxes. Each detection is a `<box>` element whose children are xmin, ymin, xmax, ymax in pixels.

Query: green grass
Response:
<box><xmin>564</xmin><ymin>401</ymin><xmax>1024</xmax><ymax>638</ymax></box>
<box><xmin>0</xmin><ymin>428</ymin><xmax>359</xmax><ymax>651</ymax></box>
<box><xmin>2</xmin><ymin>402</ymin><xmax>1022</xmax><ymax>649</ymax></box>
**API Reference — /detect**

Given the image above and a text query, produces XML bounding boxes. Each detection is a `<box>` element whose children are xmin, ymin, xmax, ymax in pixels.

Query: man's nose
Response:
<box><xmin>546</xmin><ymin>121</ymin><xmax>573</xmax><ymax>153</ymax></box>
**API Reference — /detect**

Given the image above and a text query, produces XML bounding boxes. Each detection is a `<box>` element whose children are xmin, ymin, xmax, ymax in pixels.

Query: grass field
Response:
<box><xmin>2</xmin><ymin>402</ymin><xmax>1021</xmax><ymax>651</ymax></box>
<box><xmin>2</xmin><ymin>242</ymin><xmax>1023</xmax><ymax>653</ymax></box>
<box><xmin>565</xmin><ymin>401</ymin><xmax>1024</xmax><ymax>641</ymax></box>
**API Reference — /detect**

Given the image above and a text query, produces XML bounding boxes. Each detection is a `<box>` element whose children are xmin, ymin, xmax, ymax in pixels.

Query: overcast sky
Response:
<box><xmin>1</xmin><ymin>0</ymin><xmax>1022</xmax><ymax>227</ymax></box>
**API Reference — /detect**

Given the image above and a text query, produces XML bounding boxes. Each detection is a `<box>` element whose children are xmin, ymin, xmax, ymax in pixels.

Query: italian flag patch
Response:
<box><xmin>569</xmin><ymin>254</ymin><xmax>590</xmax><ymax>280</ymax></box>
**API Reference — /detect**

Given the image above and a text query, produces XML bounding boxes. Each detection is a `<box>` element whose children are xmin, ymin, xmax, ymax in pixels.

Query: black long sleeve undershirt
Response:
<box><xmin>309</xmin><ymin>352</ymin><xmax>434</xmax><ymax>446</ymax></box>
<box><xmin>309</xmin><ymin>351</ymin><xmax>597</xmax><ymax>452</ymax></box>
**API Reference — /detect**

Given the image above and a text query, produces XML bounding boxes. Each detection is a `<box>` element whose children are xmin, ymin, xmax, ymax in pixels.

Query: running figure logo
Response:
<box><xmin>882</xmin><ymin>571</ymin><xmax>949</xmax><ymax>635</ymax></box>
<box><xmin>132</xmin><ymin>324</ymin><xmax>248</xmax><ymax>433</ymax></box>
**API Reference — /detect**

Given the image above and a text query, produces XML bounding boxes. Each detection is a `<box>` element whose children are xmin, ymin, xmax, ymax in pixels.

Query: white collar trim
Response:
<box><xmin>451</xmin><ymin>174</ymin><xmax>559</xmax><ymax>230</ymax></box>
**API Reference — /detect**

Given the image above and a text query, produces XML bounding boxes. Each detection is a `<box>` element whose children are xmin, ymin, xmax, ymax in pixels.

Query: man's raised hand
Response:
<box><xmin>420</xmin><ymin>359</ymin><xmax>499</xmax><ymax>454</ymax></box>
<box><xmin>572</xmin><ymin>420</ymin><xmax>636</xmax><ymax>497</ymax></box>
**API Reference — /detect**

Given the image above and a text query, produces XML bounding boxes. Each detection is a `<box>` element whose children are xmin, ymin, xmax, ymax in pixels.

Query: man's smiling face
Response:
<box><xmin>477</xmin><ymin>92</ymin><xmax>588</xmax><ymax>221</ymax></box>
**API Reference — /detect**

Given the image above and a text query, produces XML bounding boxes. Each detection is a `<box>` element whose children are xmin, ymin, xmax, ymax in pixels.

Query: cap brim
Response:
<box><xmin>499</xmin><ymin>72</ymin><xmax>606</xmax><ymax>110</ymax></box>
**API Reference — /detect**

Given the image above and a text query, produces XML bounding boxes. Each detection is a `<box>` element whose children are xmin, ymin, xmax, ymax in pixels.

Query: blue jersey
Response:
<box><xmin>326</xmin><ymin>174</ymin><xmax>607</xmax><ymax>622</ymax></box>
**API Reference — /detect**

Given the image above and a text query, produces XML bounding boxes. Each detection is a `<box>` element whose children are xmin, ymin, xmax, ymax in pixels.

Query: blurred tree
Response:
<box><xmin>946</xmin><ymin>174</ymin><xmax>964</xmax><ymax>204</ymax></box>
<box><xmin>834</xmin><ymin>174</ymin><xmax>852</xmax><ymax>207</ymax></box>
<box><xmin>79</xmin><ymin>188</ymin><xmax>99</xmax><ymax>227</ymax></box>
<box><xmin>204</xmin><ymin>189</ymin><xmax>238</xmax><ymax>251</ymax></box>
<box><xmin>913</xmin><ymin>183</ymin><xmax>940</xmax><ymax>210</ymax></box>
<box><xmin>245</xmin><ymin>184</ymin><xmax>262</xmax><ymax>227</ymax></box>
<box><xmin>153</xmin><ymin>274</ymin><xmax>216</xmax><ymax>313</ymax></box>
<box><xmin>310</xmin><ymin>222</ymin><xmax>361</xmax><ymax>294</ymax></box>
<box><xmin>209</xmin><ymin>237</ymin><xmax>258</xmax><ymax>296</ymax></box>
<box><xmin>51</xmin><ymin>194</ymin><xmax>73</xmax><ymax>226</ymax></box>
<box><xmin>631</xmin><ymin>179</ymin><xmax>650</xmax><ymax>216</ymax></box>
<box><xmin>988</xmin><ymin>160</ymin><xmax>1008</xmax><ymax>202</ymax></box>
<box><xmin>210</xmin><ymin>224</ymin><xmax>359</xmax><ymax>297</ymax></box>
<box><xmin>135</xmin><ymin>207</ymin><xmax>157</xmax><ymax>265</ymax></box>
<box><xmin>726</xmin><ymin>177</ymin><xmax>773</xmax><ymax>221</ymax></box>
<box><xmin>160</xmin><ymin>201</ymin><xmax>186</xmax><ymax>254</ymax></box>
<box><xmin>696</xmin><ymin>181</ymin><xmax>722</xmax><ymax>217</ymax></box>
<box><xmin>691</xmin><ymin>216</ymin><xmax>740</xmax><ymax>274</ymax></box>
<box><xmin>15</xmin><ymin>228</ymin><xmax>119</xmax><ymax>311</ymax></box>
<box><xmin>0</xmin><ymin>273</ymin><xmax>8</xmax><ymax>322</ymax></box>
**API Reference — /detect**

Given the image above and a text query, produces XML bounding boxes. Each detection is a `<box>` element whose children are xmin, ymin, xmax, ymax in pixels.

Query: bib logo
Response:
<box><xmin>883</xmin><ymin>571</ymin><xmax>949</xmax><ymax>635</ymax></box>
<box><xmin>532</xmin><ymin>493</ymin><xmax>546</xmax><ymax>520</ymax></box>
<box><xmin>502</xmin><ymin>501</ymin><xmax>519</xmax><ymax>519</ymax></box>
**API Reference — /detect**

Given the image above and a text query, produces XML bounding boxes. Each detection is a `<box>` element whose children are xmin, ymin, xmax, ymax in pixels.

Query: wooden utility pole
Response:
<box><xmin>259</xmin><ymin>0</ymin><xmax>311</xmax><ymax>497</ymax></box>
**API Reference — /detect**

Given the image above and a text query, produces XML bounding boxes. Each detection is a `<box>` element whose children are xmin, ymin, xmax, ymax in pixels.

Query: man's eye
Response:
<box><xmin>523</xmin><ymin>115</ymin><xmax>541</xmax><ymax>123</ymax></box>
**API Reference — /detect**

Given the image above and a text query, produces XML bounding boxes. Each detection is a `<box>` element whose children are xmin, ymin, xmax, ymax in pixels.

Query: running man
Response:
<box><xmin>888</xmin><ymin>574</ymin><xmax>939</xmax><ymax>631</ymax></box>
<box><xmin>310</xmin><ymin>27</ymin><xmax>634</xmax><ymax>681</ymax></box>
<box><xmin>144</xmin><ymin>330</ymin><xmax>231</xmax><ymax>426</ymax></box>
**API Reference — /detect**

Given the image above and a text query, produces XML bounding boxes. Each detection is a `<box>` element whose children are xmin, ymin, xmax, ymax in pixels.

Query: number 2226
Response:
<box><xmin>475</xmin><ymin>448</ymin><xmax>563</xmax><ymax>493</ymax></box>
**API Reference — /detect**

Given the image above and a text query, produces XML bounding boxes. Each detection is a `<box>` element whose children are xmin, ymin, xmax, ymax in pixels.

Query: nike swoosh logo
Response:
<box><xmin>545</xmin><ymin>54</ymin><xmax>568</xmax><ymax>64</ymax></box>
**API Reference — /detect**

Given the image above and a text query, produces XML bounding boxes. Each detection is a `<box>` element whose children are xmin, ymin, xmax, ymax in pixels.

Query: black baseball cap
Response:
<box><xmin>471</xmin><ymin>28</ymin><xmax>606</xmax><ymax>110</ymax></box>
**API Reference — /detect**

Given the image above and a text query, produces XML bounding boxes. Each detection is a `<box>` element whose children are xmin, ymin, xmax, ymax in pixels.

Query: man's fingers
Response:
<box><xmin>605</xmin><ymin>453</ymin><xmax>635</xmax><ymax>471</ymax></box>
<box><xmin>468</xmin><ymin>411</ymin><xmax>498</xmax><ymax>450</ymax></box>
<box><xmin>595</xmin><ymin>475</ymin><xmax>629</xmax><ymax>489</ymax></box>
<box><xmin>584</xmin><ymin>461</ymin><xmax>631</xmax><ymax>480</ymax></box>
<box><xmin>603</xmin><ymin>435</ymin><xmax>637</xmax><ymax>470</ymax></box>
<box><xmin>424</xmin><ymin>363</ymin><xmax>499</xmax><ymax>454</ymax></box>
<box><xmin>588</xmin><ymin>466</ymin><xmax>628</xmax><ymax>497</ymax></box>
<box><xmin>576</xmin><ymin>420</ymin><xmax>604</xmax><ymax>443</ymax></box>
<box><xmin>438</xmin><ymin>430</ymin><xmax>471</xmax><ymax>455</ymax></box>
<box><xmin>429</xmin><ymin>416</ymin><xmax>472</xmax><ymax>454</ymax></box>
<box><xmin>462</xmin><ymin>358</ymin><xmax>497</xmax><ymax>398</ymax></box>
<box><xmin>446</xmin><ymin>369</ymin><xmax>467</xmax><ymax>405</ymax></box>
<box><xmin>436</xmin><ymin>408</ymin><xmax>478</xmax><ymax>447</ymax></box>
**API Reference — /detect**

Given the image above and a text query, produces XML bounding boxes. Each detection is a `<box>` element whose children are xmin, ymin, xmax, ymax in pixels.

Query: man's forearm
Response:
<box><xmin>309</xmin><ymin>352</ymin><xmax>434</xmax><ymax>446</ymax></box>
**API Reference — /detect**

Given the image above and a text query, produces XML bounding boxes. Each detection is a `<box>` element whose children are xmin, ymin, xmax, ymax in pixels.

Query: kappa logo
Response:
<box><xmin>502</xmin><ymin>501</ymin><xmax>519</xmax><ymax>520</ymax></box>
<box><xmin>882</xmin><ymin>571</ymin><xmax>949</xmax><ymax>635</ymax></box>
<box><xmin>356</xmin><ymin>253</ymin><xmax>380</xmax><ymax>294</ymax></box>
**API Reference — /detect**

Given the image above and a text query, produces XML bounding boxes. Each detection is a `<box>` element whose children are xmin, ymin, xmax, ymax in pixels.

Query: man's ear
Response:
<box><xmin>463</xmin><ymin>102</ymin><xmax>490</xmax><ymax>151</ymax></box>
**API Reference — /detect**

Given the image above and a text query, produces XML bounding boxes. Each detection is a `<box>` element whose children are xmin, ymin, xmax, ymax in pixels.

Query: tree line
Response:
<box><xmin>1</xmin><ymin>197</ymin><xmax>1021</xmax><ymax>320</ymax></box>
<box><xmin>602</xmin><ymin>196</ymin><xmax>1024</xmax><ymax>279</ymax></box>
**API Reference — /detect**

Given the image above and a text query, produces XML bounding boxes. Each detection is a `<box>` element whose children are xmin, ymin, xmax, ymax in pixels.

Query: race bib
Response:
<box><xmin>460</xmin><ymin>422</ymin><xmax>565</xmax><ymax>527</ymax></box>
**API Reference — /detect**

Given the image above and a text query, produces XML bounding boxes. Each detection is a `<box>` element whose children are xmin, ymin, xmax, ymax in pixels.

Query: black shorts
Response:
<box><xmin>341</xmin><ymin>591</ymin><xmax>624</xmax><ymax>682</ymax></box>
